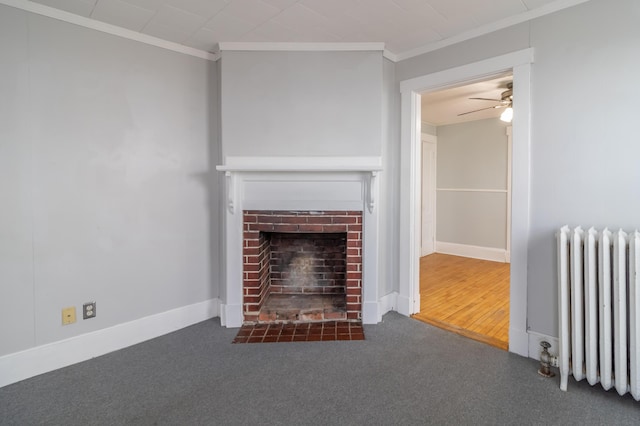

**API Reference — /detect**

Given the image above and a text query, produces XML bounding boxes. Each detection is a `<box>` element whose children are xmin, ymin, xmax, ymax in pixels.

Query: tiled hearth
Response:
<box><xmin>243</xmin><ymin>210</ymin><xmax>363</xmax><ymax>324</ymax></box>
<box><xmin>232</xmin><ymin>321</ymin><xmax>365</xmax><ymax>343</ymax></box>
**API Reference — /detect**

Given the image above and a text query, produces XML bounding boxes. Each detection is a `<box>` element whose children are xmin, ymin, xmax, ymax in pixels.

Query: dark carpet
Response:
<box><xmin>1</xmin><ymin>312</ymin><xmax>638</xmax><ymax>425</ymax></box>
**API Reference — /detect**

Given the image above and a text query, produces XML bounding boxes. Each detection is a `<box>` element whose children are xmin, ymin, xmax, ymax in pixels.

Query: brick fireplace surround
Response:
<box><xmin>243</xmin><ymin>210</ymin><xmax>363</xmax><ymax>324</ymax></box>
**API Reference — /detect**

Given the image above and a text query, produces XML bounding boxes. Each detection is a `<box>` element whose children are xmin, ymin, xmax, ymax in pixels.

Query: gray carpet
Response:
<box><xmin>1</xmin><ymin>312</ymin><xmax>638</xmax><ymax>425</ymax></box>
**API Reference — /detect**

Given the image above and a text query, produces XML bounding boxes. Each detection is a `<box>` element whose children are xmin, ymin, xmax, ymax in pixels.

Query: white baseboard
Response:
<box><xmin>528</xmin><ymin>331</ymin><xmax>559</xmax><ymax>362</ymax></box>
<box><xmin>436</xmin><ymin>241</ymin><xmax>509</xmax><ymax>263</ymax></box>
<box><xmin>378</xmin><ymin>292</ymin><xmax>398</xmax><ymax>317</ymax></box>
<box><xmin>395</xmin><ymin>292</ymin><xmax>413</xmax><ymax>317</ymax></box>
<box><xmin>508</xmin><ymin>327</ymin><xmax>529</xmax><ymax>357</ymax></box>
<box><xmin>362</xmin><ymin>301</ymin><xmax>381</xmax><ymax>324</ymax></box>
<box><xmin>220</xmin><ymin>303</ymin><xmax>243</xmax><ymax>328</ymax></box>
<box><xmin>0</xmin><ymin>298</ymin><xmax>220</xmax><ymax>388</ymax></box>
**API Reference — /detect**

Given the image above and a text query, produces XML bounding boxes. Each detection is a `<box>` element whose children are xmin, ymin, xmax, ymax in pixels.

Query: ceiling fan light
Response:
<box><xmin>500</xmin><ymin>107</ymin><xmax>513</xmax><ymax>123</ymax></box>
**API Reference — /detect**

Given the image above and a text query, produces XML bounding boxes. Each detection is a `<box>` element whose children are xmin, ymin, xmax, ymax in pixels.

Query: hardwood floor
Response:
<box><xmin>412</xmin><ymin>253</ymin><xmax>510</xmax><ymax>350</ymax></box>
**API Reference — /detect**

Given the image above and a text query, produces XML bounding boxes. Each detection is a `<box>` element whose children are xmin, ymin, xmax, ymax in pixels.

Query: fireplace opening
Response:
<box><xmin>260</xmin><ymin>232</ymin><xmax>347</xmax><ymax>322</ymax></box>
<box><xmin>243</xmin><ymin>210</ymin><xmax>362</xmax><ymax>324</ymax></box>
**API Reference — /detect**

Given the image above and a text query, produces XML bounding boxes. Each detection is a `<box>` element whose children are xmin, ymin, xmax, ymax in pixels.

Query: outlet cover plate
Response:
<box><xmin>83</xmin><ymin>302</ymin><xmax>96</xmax><ymax>319</ymax></box>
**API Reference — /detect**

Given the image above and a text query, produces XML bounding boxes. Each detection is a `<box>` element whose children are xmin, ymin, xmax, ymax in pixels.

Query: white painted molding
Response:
<box><xmin>217</xmin><ymin>42</ymin><xmax>385</xmax><ymax>52</ymax></box>
<box><xmin>394</xmin><ymin>0</ymin><xmax>590</xmax><ymax>61</ymax></box>
<box><xmin>436</xmin><ymin>188</ymin><xmax>508</xmax><ymax>193</ymax></box>
<box><xmin>399</xmin><ymin>48</ymin><xmax>532</xmax><ymax>357</ymax></box>
<box><xmin>0</xmin><ymin>299</ymin><xmax>219</xmax><ymax>388</ymax></box>
<box><xmin>362</xmin><ymin>301</ymin><xmax>381</xmax><ymax>324</ymax></box>
<box><xmin>528</xmin><ymin>331</ymin><xmax>559</xmax><ymax>362</ymax></box>
<box><xmin>509</xmin><ymin>327</ymin><xmax>530</xmax><ymax>357</ymax></box>
<box><xmin>383</xmin><ymin>49</ymin><xmax>398</xmax><ymax>62</ymax></box>
<box><xmin>378</xmin><ymin>292</ymin><xmax>398</xmax><ymax>317</ymax></box>
<box><xmin>1</xmin><ymin>0</ymin><xmax>218</xmax><ymax>61</ymax></box>
<box><xmin>220</xmin><ymin>303</ymin><xmax>243</xmax><ymax>328</ymax></box>
<box><xmin>216</xmin><ymin>156</ymin><xmax>383</xmax><ymax>172</ymax></box>
<box><xmin>436</xmin><ymin>241</ymin><xmax>509</xmax><ymax>263</ymax></box>
<box><xmin>400</xmin><ymin>48</ymin><xmax>534</xmax><ymax>93</ymax></box>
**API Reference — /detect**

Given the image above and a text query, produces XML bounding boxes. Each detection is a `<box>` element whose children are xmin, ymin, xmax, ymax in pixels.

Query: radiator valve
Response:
<box><xmin>538</xmin><ymin>341</ymin><xmax>555</xmax><ymax>378</ymax></box>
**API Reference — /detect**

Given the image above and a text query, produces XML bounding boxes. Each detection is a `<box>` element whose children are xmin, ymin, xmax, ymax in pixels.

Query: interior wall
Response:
<box><xmin>436</xmin><ymin>118</ymin><xmax>508</xmax><ymax>250</ymax></box>
<box><xmin>219</xmin><ymin>50</ymin><xmax>383</xmax><ymax>158</ymax></box>
<box><xmin>395</xmin><ymin>0</ymin><xmax>640</xmax><ymax>337</ymax></box>
<box><xmin>0</xmin><ymin>5</ymin><xmax>219</xmax><ymax>357</ymax></box>
<box><xmin>381</xmin><ymin>57</ymin><xmax>400</xmax><ymax>298</ymax></box>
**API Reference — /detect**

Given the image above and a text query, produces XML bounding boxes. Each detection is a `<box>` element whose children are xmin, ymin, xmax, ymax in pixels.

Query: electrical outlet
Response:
<box><xmin>62</xmin><ymin>307</ymin><xmax>76</xmax><ymax>325</ymax></box>
<box><xmin>83</xmin><ymin>302</ymin><xmax>96</xmax><ymax>319</ymax></box>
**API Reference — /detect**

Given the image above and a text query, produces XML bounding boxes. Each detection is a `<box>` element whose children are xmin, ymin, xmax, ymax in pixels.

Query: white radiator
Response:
<box><xmin>558</xmin><ymin>226</ymin><xmax>640</xmax><ymax>400</ymax></box>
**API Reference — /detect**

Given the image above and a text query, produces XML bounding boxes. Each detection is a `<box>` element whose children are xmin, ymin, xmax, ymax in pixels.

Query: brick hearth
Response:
<box><xmin>243</xmin><ymin>210</ymin><xmax>363</xmax><ymax>324</ymax></box>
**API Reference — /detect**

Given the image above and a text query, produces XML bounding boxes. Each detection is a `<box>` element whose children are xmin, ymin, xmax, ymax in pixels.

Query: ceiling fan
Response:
<box><xmin>458</xmin><ymin>82</ymin><xmax>513</xmax><ymax>122</ymax></box>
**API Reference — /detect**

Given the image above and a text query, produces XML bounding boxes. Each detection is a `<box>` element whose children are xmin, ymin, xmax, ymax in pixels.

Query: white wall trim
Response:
<box><xmin>217</xmin><ymin>156</ymin><xmax>383</xmax><ymax>172</ymax></box>
<box><xmin>0</xmin><ymin>299</ymin><xmax>220</xmax><ymax>388</ymax></box>
<box><xmin>399</xmin><ymin>48</ymin><xmax>533</xmax><ymax>357</ymax></box>
<box><xmin>218</xmin><ymin>42</ymin><xmax>385</xmax><ymax>53</ymax></box>
<box><xmin>436</xmin><ymin>241</ymin><xmax>509</xmax><ymax>263</ymax></box>
<box><xmin>436</xmin><ymin>188</ymin><xmax>507</xmax><ymax>193</ymax></box>
<box><xmin>0</xmin><ymin>0</ymin><xmax>218</xmax><ymax>61</ymax></box>
<box><xmin>528</xmin><ymin>331</ymin><xmax>559</xmax><ymax>362</ymax></box>
<box><xmin>394</xmin><ymin>0</ymin><xmax>589</xmax><ymax>62</ymax></box>
<box><xmin>378</xmin><ymin>292</ymin><xmax>398</xmax><ymax>317</ymax></box>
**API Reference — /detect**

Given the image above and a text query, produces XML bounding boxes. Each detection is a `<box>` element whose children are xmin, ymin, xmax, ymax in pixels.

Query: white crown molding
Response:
<box><xmin>217</xmin><ymin>42</ymin><xmax>385</xmax><ymax>53</ymax></box>
<box><xmin>0</xmin><ymin>0</ymin><xmax>219</xmax><ymax>62</ymax></box>
<box><xmin>394</xmin><ymin>0</ymin><xmax>591</xmax><ymax>62</ymax></box>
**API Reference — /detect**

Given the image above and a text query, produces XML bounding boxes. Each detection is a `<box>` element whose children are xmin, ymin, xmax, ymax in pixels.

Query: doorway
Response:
<box><xmin>397</xmin><ymin>49</ymin><xmax>533</xmax><ymax>356</ymax></box>
<box><xmin>415</xmin><ymin>78</ymin><xmax>512</xmax><ymax>349</ymax></box>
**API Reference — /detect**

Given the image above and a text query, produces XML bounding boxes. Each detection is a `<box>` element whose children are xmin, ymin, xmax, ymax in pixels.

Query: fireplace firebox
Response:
<box><xmin>243</xmin><ymin>210</ymin><xmax>362</xmax><ymax>324</ymax></box>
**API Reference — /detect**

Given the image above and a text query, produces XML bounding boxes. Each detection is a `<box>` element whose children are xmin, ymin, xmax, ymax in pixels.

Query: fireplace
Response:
<box><xmin>243</xmin><ymin>210</ymin><xmax>362</xmax><ymax>324</ymax></box>
<box><xmin>216</xmin><ymin>156</ymin><xmax>381</xmax><ymax>327</ymax></box>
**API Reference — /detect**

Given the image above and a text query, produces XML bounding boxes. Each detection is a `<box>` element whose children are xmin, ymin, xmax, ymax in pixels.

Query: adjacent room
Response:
<box><xmin>415</xmin><ymin>76</ymin><xmax>513</xmax><ymax>350</ymax></box>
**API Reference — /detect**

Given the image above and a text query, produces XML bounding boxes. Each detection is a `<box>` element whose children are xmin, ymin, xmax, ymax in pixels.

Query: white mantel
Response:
<box><xmin>216</xmin><ymin>156</ymin><xmax>383</xmax><ymax>327</ymax></box>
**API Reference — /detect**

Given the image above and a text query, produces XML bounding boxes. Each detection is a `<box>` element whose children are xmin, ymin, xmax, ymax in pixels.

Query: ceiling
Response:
<box><xmin>27</xmin><ymin>0</ymin><xmax>578</xmax><ymax>59</ymax></box>
<box><xmin>421</xmin><ymin>74</ymin><xmax>513</xmax><ymax>126</ymax></box>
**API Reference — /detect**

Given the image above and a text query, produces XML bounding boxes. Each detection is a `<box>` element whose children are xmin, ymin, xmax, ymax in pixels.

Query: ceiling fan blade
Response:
<box><xmin>457</xmin><ymin>104</ymin><xmax>506</xmax><ymax>116</ymax></box>
<box><xmin>469</xmin><ymin>97</ymin><xmax>504</xmax><ymax>102</ymax></box>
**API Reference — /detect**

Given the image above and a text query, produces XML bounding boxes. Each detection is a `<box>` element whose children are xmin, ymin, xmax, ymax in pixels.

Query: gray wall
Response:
<box><xmin>0</xmin><ymin>5</ymin><xmax>219</xmax><ymax>357</ymax></box>
<box><xmin>436</xmin><ymin>118</ymin><xmax>508</xmax><ymax>249</ymax></box>
<box><xmin>219</xmin><ymin>50</ymin><xmax>382</xmax><ymax>157</ymax></box>
<box><xmin>396</xmin><ymin>0</ymin><xmax>640</xmax><ymax>337</ymax></box>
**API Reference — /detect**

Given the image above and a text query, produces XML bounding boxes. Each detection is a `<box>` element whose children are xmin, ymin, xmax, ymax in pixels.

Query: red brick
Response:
<box><xmin>346</xmin><ymin>287</ymin><xmax>362</xmax><ymax>295</ymax></box>
<box><xmin>244</xmin><ymin>231</ymin><xmax>259</xmax><ymax>240</ymax></box>
<box><xmin>346</xmin><ymin>248</ymin><xmax>361</xmax><ymax>256</ymax></box>
<box><xmin>347</xmin><ymin>211</ymin><xmax>361</xmax><ymax>216</ymax></box>
<box><xmin>346</xmin><ymin>295</ymin><xmax>360</xmax><ymax>304</ymax></box>
<box><xmin>332</xmin><ymin>216</ymin><xmax>357</xmax><ymax>224</ymax></box>
<box><xmin>298</xmin><ymin>224</ymin><xmax>323</xmax><ymax>232</ymax></box>
<box><xmin>244</xmin><ymin>255</ymin><xmax>260</xmax><ymax>264</ymax></box>
<box><xmin>243</xmin><ymin>214</ymin><xmax>258</xmax><ymax>223</ymax></box>
<box><xmin>347</xmin><ymin>240</ymin><xmax>362</xmax><ymax>248</ymax></box>
<box><xmin>347</xmin><ymin>232</ymin><xmax>361</xmax><ymax>241</ymax></box>
<box><xmin>258</xmin><ymin>215</ymin><xmax>281</xmax><ymax>224</ymax></box>
<box><xmin>244</xmin><ymin>314</ymin><xmax>258</xmax><ymax>323</ymax></box>
<box><xmin>281</xmin><ymin>216</ymin><xmax>308</xmax><ymax>224</ymax></box>
<box><xmin>322</xmin><ymin>224</ymin><xmax>347</xmax><ymax>233</ymax></box>
<box><xmin>347</xmin><ymin>312</ymin><xmax>361</xmax><ymax>320</ymax></box>
<box><xmin>304</xmin><ymin>216</ymin><xmax>331</xmax><ymax>224</ymax></box>
<box><xmin>347</xmin><ymin>224</ymin><xmax>363</xmax><ymax>232</ymax></box>
<box><xmin>272</xmin><ymin>224</ymin><xmax>299</xmax><ymax>232</ymax></box>
<box><xmin>244</xmin><ymin>287</ymin><xmax>262</xmax><ymax>295</ymax></box>
<box><xmin>244</xmin><ymin>264</ymin><xmax>261</xmax><ymax>272</ymax></box>
<box><xmin>245</xmin><ymin>239</ymin><xmax>259</xmax><ymax>248</ymax></box>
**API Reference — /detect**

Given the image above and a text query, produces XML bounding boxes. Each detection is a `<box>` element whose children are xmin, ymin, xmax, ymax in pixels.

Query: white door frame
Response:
<box><xmin>398</xmin><ymin>48</ymin><xmax>533</xmax><ymax>357</ymax></box>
